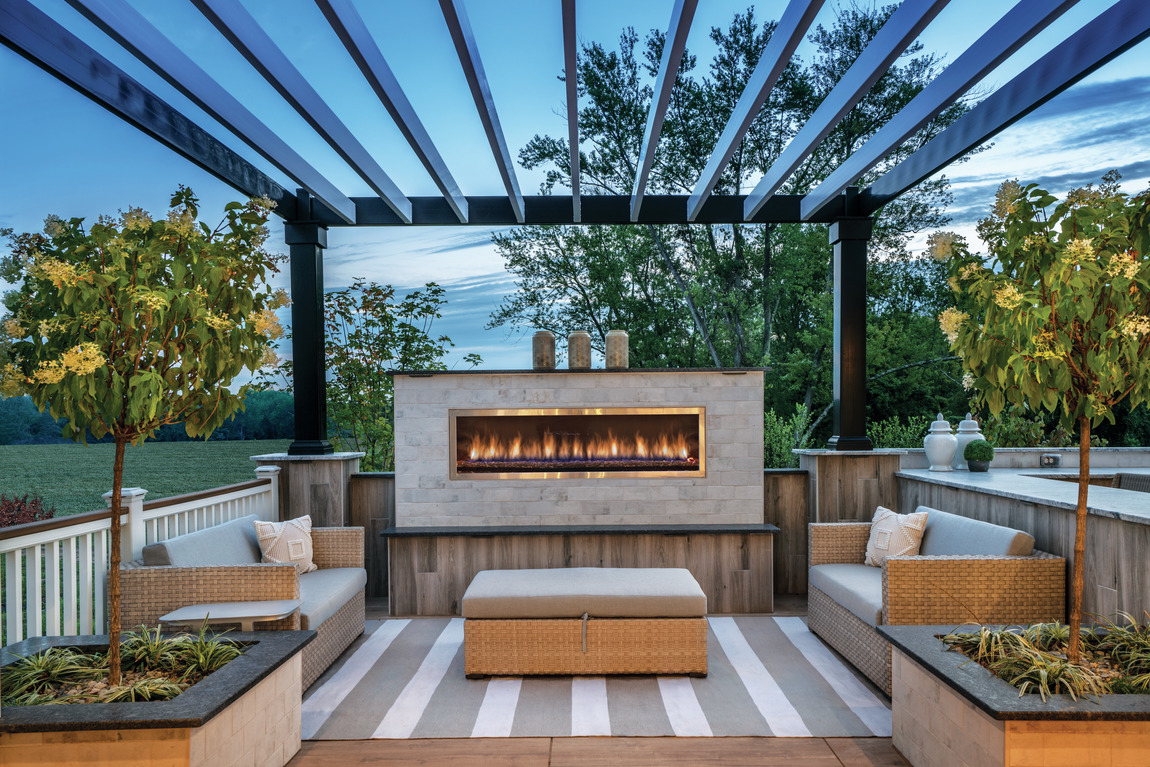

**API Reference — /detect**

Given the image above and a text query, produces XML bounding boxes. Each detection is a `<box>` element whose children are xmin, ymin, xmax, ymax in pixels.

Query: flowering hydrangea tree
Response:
<box><xmin>932</xmin><ymin>172</ymin><xmax>1150</xmax><ymax>661</ymax></box>
<box><xmin>0</xmin><ymin>187</ymin><xmax>287</xmax><ymax>682</ymax></box>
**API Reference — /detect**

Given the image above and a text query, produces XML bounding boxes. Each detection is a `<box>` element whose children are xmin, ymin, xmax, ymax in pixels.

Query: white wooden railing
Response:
<box><xmin>0</xmin><ymin>466</ymin><xmax>279</xmax><ymax>647</ymax></box>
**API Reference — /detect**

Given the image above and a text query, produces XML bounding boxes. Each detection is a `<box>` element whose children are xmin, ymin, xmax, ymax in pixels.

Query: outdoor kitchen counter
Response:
<box><xmin>896</xmin><ymin>467</ymin><xmax>1150</xmax><ymax>526</ymax></box>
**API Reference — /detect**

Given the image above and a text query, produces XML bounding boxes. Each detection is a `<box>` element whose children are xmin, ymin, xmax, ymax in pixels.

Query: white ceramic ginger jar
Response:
<box><xmin>924</xmin><ymin>412</ymin><xmax>957</xmax><ymax>471</ymax></box>
<box><xmin>952</xmin><ymin>412</ymin><xmax>984</xmax><ymax>470</ymax></box>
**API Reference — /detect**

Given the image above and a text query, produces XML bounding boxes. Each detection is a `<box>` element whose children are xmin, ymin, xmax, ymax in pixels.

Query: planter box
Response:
<box><xmin>880</xmin><ymin>624</ymin><xmax>1150</xmax><ymax>767</ymax></box>
<box><xmin>0</xmin><ymin>630</ymin><xmax>314</xmax><ymax>767</ymax></box>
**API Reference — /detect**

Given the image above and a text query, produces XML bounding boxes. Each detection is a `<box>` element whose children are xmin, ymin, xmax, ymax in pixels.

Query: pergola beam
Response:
<box><xmin>801</xmin><ymin>0</ymin><xmax>1079</xmax><ymax>221</ymax></box>
<box><xmin>562</xmin><ymin>0</ymin><xmax>580</xmax><ymax>223</ymax></box>
<box><xmin>65</xmin><ymin>0</ymin><xmax>356</xmax><ymax>224</ymax></box>
<box><xmin>686</xmin><ymin>0</ymin><xmax>825</xmax><ymax>222</ymax></box>
<box><xmin>438</xmin><ymin>0</ymin><xmax>523</xmax><ymax>223</ymax></box>
<box><xmin>313</xmin><ymin>193</ymin><xmax>843</xmax><ymax>227</ymax></box>
<box><xmin>744</xmin><ymin>0</ymin><xmax>950</xmax><ymax>221</ymax></box>
<box><xmin>630</xmin><ymin>0</ymin><xmax>698</xmax><ymax>222</ymax></box>
<box><xmin>861</xmin><ymin>0</ymin><xmax>1150</xmax><ymax>215</ymax></box>
<box><xmin>190</xmin><ymin>0</ymin><xmax>412</xmax><ymax>223</ymax></box>
<box><xmin>0</xmin><ymin>0</ymin><xmax>294</xmax><ymax>213</ymax></box>
<box><xmin>316</xmin><ymin>0</ymin><xmax>468</xmax><ymax>223</ymax></box>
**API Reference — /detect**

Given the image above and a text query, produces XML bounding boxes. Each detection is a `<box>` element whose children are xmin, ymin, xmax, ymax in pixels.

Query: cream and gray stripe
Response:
<box><xmin>302</xmin><ymin>616</ymin><xmax>890</xmax><ymax>740</ymax></box>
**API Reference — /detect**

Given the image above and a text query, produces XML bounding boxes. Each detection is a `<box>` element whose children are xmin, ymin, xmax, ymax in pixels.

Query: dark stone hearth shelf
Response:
<box><xmin>391</xmin><ymin>367</ymin><xmax>766</xmax><ymax>376</ymax></box>
<box><xmin>880</xmin><ymin>624</ymin><xmax>1150</xmax><ymax>721</ymax></box>
<box><xmin>0</xmin><ymin>630</ymin><xmax>315</xmax><ymax>733</ymax></box>
<box><xmin>382</xmin><ymin>523</ymin><xmax>779</xmax><ymax>537</ymax></box>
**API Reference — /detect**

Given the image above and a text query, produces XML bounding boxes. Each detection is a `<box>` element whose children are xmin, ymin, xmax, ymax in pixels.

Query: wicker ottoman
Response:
<box><xmin>462</xmin><ymin>567</ymin><xmax>708</xmax><ymax>678</ymax></box>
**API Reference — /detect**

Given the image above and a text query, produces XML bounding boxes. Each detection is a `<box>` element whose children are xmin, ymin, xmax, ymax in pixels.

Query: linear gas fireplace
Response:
<box><xmin>450</xmin><ymin>407</ymin><xmax>705</xmax><ymax>479</ymax></box>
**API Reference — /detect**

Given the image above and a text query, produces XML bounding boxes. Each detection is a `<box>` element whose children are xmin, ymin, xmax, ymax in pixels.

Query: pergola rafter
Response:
<box><xmin>744</xmin><ymin>0</ymin><xmax>951</xmax><ymax>220</ymax></box>
<box><xmin>190</xmin><ymin>0</ymin><xmax>413</xmax><ymax>223</ymax></box>
<box><xmin>3</xmin><ymin>0</ymin><xmax>1149</xmax><ymax>456</ymax></box>
<box><xmin>630</xmin><ymin>0</ymin><xmax>698</xmax><ymax>222</ymax></box>
<box><xmin>316</xmin><ymin>0</ymin><xmax>469</xmax><ymax>223</ymax></box>
<box><xmin>801</xmin><ymin>0</ymin><xmax>1079</xmax><ymax>221</ymax></box>
<box><xmin>0</xmin><ymin>1</ymin><xmax>295</xmax><ymax>213</ymax></box>
<box><xmin>686</xmin><ymin>0</ymin><xmax>824</xmax><ymax>222</ymax></box>
<box><xmin>64</xmin><ymin>0</ymin><xmax>355</xmax><ymax>223</ymax></box>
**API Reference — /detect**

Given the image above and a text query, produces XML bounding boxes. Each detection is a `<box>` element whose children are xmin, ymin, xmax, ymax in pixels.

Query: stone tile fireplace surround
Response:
<box><xmin>393</xmin><ymin>369</ymin><xmax>765</xmax><ymax>528</ymax></box>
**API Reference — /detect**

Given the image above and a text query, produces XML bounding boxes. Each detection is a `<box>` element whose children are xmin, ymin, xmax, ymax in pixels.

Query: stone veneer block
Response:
<box><xmin>394</xmin><ymin>370</ymin><xmax>765</xmax><ymax>527</ymax></box>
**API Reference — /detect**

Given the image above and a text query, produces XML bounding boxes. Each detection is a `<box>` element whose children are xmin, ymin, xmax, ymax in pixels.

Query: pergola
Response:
<box><xmin>4</xmin><ymin>0</ymin><xmax>1149</xmax><ymax>456</ymax></box>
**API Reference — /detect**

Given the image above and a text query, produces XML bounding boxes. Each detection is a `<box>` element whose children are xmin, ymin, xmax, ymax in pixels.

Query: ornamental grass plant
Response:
<box><xmin>941</xmin><ymin>613</ymin><xmax>1150</xmax><ymax>701</ymax></box>
<box><xmin>1</xmin><ymin>623</ymin><xmax>243</xmax><ymax>706</ymax></box>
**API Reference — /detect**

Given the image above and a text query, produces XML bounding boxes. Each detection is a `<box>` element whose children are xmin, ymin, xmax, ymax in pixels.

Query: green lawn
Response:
<box><xmin>0</xmin><ymin>440</ymin><xmax>291</xmax><ymax>518</ymax></box>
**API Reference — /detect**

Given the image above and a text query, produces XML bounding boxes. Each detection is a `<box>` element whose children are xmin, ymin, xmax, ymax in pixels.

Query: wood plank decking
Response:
<box><xmin>288</xmin><ymin>736</ymin><xmax>910</xmax><ymax>766</ymax></box>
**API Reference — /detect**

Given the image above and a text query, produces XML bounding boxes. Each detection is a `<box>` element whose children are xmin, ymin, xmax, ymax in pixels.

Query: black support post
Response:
<box><xmin>826</xmin><ymin>213</ymin><xmax>873</xmax><ymax>451</ymax></box>
<box><xmin>285</xmin><ymin>191</ymin><xmax>334</xmax><ymax>455</ymax></box>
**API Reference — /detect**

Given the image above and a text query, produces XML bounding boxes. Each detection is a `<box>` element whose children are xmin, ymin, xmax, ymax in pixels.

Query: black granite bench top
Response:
<box><xmin>0</xmin><ymin>630</ymin><xmax>315</xmax><ymax>733</ymax></box>
<box><xmin>382</xmin><ymin>523</ymin><xmax>779</xmax><ymax>537</ymax></box>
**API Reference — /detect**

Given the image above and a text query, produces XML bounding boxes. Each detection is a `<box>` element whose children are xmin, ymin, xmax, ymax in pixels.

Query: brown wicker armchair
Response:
<box><xmin>807</xmin><ymin>520</ymin><xmax>1065</xmax><ymax>695</ymax></box>
<box><xmin>121</xmin><ymin>526</ymin><xmax>365</xmax><ymax>690</ymax></box>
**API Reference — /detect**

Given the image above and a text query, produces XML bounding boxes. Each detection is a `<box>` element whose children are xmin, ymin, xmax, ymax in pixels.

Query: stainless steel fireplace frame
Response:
<box><xmin>448</xmin><ymin>406</ymin><xmax>706</xmax><ymax>480</ymax></box>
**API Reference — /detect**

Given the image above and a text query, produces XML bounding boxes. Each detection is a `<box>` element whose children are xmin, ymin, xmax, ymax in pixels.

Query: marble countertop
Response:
<box><xmin>897</xmin><ymin>467</ymin><xmax>1150</xmax><ymax>526</ymax></box>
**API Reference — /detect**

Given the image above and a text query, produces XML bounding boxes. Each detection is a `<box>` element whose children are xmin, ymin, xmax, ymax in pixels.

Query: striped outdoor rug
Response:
<box><xmin>301</xmin><ymin>616</ymin><xmax>891</xmax><ymax>740</ymax></box>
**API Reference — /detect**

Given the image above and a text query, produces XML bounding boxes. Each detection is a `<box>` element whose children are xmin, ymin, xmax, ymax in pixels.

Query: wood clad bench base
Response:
<box><xmin>464</xmin><ymin>617</ymin><xmax>708</xmax><ymax>678</ymax></box>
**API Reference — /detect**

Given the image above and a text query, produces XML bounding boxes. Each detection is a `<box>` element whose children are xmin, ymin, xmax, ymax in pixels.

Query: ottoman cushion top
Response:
<box><xmin>461</xmin><ymin>567</ymin><xmax>707</xmax><ymax>619</ymax></box>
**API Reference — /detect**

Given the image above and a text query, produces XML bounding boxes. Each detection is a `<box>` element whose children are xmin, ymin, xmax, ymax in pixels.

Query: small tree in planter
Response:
<box><xmin>0</xmin><ymin>188</ymin><xmax>286</xmax><ymax>683</ymax></box>
<box><xmin>933</xmin><ymin>172</ymin><xmax>1150</xmax><ymax>662</ymax></box>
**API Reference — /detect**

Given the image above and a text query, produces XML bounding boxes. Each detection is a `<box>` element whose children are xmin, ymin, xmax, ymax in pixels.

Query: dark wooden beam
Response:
<box><xmin>861</xmin><ymin>0</ymin><xmax>1150</xmax><ymax>215</ymax></box>
<box><xmin>65</xmin><ymin>0</ymin><xmax>355</xmax><ymax>223</ymax></box>
<box><xmin>631</xmin><ymin>0</ymin><xmax>698</xmax><ymax>221</ymax></box>
<box><xmin>562</xmin><ymin>0</ymin><xmax>580</xmax><ymax>223</ymax></box>
<box><xmin>745</xmin><ymin>0</ymin><xmax>950</xmax><ymax>220</ymax></box>
<box><xmin>191</xmin><ymin>0</ymin><xmax>412</xmax><ymax>222</ymax></box>
<box><xmin>313</xmin><ymin>194</ymin><xmax>845</xmax><ymax>227</ymax></box>
<box><xmin>801</xmin><ymin>0</ymin><xmax>1079</xmax><ymax>221</ymax></box>
<box><xmin>0</xmin><ymin>0</ymin><xmax>295</xmax><ymax>214</ymax></box>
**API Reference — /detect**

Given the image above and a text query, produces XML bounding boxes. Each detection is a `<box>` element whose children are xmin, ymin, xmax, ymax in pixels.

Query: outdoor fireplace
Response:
<box><xmin>450</xmin><ymin>407</ymin><xmax>705</xmax><ymax>479</ymax></box>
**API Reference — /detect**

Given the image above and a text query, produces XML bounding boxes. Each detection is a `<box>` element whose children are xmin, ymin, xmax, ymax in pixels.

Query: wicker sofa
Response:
<box><xmin>807</xmin><ymin>507</ymin><xmax>1065</xmax><ymax>695</ymax></box>
<box><xmin>120</xmin><ymin>514</ymin><xmax>366</xmax><ymax>690</ymax></box>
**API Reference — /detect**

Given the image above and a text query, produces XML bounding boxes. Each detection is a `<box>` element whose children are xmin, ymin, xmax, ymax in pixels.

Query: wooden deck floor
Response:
<box><xmin>287</xmin><ymin>736</ymin><xmax>910</xmax><ymax>766</ymax></box>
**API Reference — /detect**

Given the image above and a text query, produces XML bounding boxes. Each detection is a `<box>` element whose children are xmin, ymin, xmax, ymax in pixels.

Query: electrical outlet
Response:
<box><xmin>1040</xmin><ymin>453</ymin><xmax>1061</xmax><ymax>468</ymax></box>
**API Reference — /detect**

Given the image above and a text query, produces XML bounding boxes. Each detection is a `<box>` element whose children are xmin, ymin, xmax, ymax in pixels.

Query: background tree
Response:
<box><xmin>0</xmin><ymin>188</ymin><xmax>285</xmax><ymax>683</ymax></box>
<box><xmin>494</xmin><ymin>4</ymin><xmax>972</xmax><ymax>451</ymax></box>
<box><xmin>276</xmin><ymin>281</ymin><xmax>479</xmax><ymax>471</ymax></box>
<box><xmin>938</xmin><ymin>173</ymin><xmax>1150</xmax><ymax>661</ymax></box>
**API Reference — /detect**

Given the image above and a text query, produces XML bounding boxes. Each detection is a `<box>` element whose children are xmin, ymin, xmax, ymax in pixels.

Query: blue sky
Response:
<box><xmin>2</xmin><ymin>0</ymin><xmax>1149</xmax><ymax>371</ymax></box>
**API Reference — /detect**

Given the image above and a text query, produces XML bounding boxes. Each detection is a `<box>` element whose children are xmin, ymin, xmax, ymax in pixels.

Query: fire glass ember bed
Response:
<box><xmin>450</xmin><ymin>407</ymin><xmax>705</xmax><ymax>479</ymax></box>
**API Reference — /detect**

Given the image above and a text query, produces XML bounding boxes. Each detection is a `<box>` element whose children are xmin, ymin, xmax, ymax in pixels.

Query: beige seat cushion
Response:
<box><xmin>462</xmin><ymin>567</ymin><xmax>707</xmax><ymax>619</ymax></box>
<box><xmin>810</xmin><ymin>563</ymin><xmax>884</xmax><ymax>626</ymax></box>
<box><xmin>255</xmin><ymin>515</ymin><xmax>318</xmax><ymax>576</ymax></box>
<box><xmin>865</xmin><ymin>506</ymin><xmax>928</xmax><ymax>566</ymax></box>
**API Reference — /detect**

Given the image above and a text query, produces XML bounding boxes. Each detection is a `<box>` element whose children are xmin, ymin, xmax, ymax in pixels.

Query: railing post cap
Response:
<box><xmin>255</xmin><ymin>465</ymin><xmax>282</xmax><ymax>476</ymax></box>
<box><xmin>103</xmin><ymin>487</ymin><xmax>148</xmax><ymax>503</ymax></box>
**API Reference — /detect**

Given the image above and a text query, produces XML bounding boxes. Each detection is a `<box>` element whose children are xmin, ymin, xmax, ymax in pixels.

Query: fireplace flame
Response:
<box><xmin>462</xmin><ymin>429</ymin><xmax>696</xmax><ymax>464</ymax></box>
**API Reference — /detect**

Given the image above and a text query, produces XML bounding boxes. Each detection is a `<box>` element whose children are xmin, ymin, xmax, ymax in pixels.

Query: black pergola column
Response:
<box><xmin>826</xmin><ymin>214</ymin><xmax>873</xmax><ymax>451</ymax></box>
<box><xmin>285</xmin><ymin>197</ymin><xmax>334</xmax><ymax>456</ymax></box>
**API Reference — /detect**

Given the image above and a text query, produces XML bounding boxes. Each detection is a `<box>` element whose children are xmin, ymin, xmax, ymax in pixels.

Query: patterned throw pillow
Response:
<box><xmin>255</xmin><ymin>515</ymin><xmax>318</xmax><ymax>576</ymax></box>
<box><xmin>864</xmin><ymin>506</ymin><xmax>928</xmax><ymax>567</ymax></box>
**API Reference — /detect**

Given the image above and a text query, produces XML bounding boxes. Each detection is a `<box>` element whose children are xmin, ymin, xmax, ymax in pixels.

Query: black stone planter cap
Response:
<box><xmin>879</xmin><ymin>624</ymin><xmax>1150</xmax><ymax>721</ymax></box>
<box><xmin>0</xmin><ymin>630</ymin><xmax>315</xmax><ymax>733</ymax></box>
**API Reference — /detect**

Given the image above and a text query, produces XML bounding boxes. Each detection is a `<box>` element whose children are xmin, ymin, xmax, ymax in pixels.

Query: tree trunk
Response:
<box><xmin>108</xmin><ymin>437</ymin><xmax>127</xmax><ymax>684</ymax></box>
<box><xmin>1068</xmin><ymin>416</ymin><xmax>1090</xmax><ymax>664</ymax></box>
